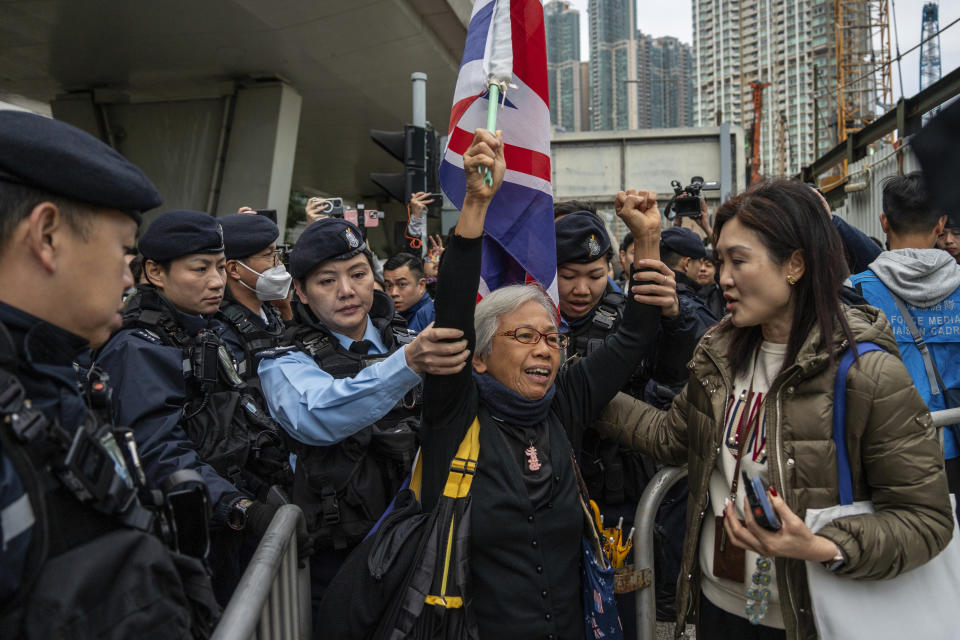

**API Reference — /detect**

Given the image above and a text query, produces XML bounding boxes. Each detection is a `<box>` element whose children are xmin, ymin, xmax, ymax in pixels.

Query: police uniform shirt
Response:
<box><xmin>257</xmin><ymin>315</ymin><xmax>420</xmax><ymax>447</ymax></box>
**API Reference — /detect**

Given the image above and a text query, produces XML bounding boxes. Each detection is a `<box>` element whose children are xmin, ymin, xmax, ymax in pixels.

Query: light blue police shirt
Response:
<box><xmin>258</xmin><ymin>315</ymin><xmax>420</xmax><ymax>448</ymax></box>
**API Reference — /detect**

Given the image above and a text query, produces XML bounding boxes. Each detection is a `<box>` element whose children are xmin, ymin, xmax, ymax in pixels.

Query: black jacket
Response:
<box><xmin>421</xmin><ymin>235</ymin><xmax>661</xmax><ymax>639</ymax></box>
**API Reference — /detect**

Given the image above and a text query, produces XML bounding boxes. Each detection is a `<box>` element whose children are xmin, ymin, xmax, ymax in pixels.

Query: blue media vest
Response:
<box><xmin>850</xmin><ymin>269</ymin><xmax>960</xmax><ymax>459</ymax></box>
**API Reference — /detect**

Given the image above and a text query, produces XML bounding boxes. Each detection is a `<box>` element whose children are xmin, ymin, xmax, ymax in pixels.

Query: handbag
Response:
<box><xmin>803</xmin><ymin>342</ymin><xmax>960</xmax><ymax>640</ymax></box>
<box><xmin>569</xmin><ymin>449</ymin><xmax>624</xmax><ymax>640</ymax></box>
<box><xmin>314</xmin><ymin>418</ymin><xmax>481</xmax><ymax>640</ymax></box>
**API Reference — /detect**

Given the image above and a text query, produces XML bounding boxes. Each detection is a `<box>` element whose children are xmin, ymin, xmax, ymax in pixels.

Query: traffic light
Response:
<box><xmin>369</xmin><ymin>125</ymin><xmax>439</xmax><ymax>205</ymax></box>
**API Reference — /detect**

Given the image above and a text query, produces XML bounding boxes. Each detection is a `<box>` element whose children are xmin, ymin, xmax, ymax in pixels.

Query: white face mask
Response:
<box><xmin>237</xmin><ymin>261</ymin><xmax>293</xmax><ymax>301</ymax></box>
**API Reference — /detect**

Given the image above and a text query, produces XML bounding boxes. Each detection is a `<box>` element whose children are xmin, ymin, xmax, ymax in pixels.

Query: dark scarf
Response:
<box><xmin>473</xmin><ymin>371</ymin><xmax>556</xmax><ymax>425</ymax></box>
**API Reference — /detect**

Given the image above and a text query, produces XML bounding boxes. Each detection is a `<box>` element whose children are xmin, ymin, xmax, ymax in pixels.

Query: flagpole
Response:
<box><xmin>479</xmin><ymin>84</ymin><xmax>500</xmax><ymax>186</ymax></box>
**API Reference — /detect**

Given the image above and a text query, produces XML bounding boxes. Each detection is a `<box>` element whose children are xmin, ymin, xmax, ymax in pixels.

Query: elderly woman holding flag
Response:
<box><xmin>418</xmin><ymin>129</ymin><xmax>675</xmax><ymax>639</ymax></box>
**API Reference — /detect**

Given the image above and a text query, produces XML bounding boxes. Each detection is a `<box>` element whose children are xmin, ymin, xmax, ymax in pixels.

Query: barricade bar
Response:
<box><xmin>212</xmin><ymin>504</ymin><xmax>310</xmax><ymax>640</ymax></box>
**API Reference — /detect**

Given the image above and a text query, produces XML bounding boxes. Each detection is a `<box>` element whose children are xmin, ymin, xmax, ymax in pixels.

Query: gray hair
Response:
<box><xmin>474</xmin><ymin>284</ymin><xmax>557</xmax><ymax>357</ymax></box>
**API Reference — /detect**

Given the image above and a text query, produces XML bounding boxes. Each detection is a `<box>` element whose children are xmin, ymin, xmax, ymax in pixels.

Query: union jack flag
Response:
<box><xmin>438</xmin><ymin>0</ymin><xmax>557</xmax><ymax>302</ymax></box>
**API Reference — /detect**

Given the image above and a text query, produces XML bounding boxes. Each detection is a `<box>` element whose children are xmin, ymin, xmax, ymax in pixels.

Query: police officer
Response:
<box><xmin>0</xmin><ymin>111</ymin><xmax>216</xmax><ymax>638</ymax></box>
<box><xmin>655</xmin><ymin>227</ymin><xmax>718</xmax><ymax>400</ymax></box>
<box><xmin>96</xmin><ymin>210</ymin><xmax>290</xmax><ymax>604</ymax></box>
<box><xmin>257</xmin><ymin>217</ymin><xmax>469</xmax><ymax>613</ymax></box>
<box><xmin>556</xmin><ymin>205</ymin><xmax>698</xmax><ymax>636</ymax></box>
<box><xmin>216</xmin><ymin>212</ymin><xmax>291</xmax><ymax>378</ymax></box>
<box><xmin>382</xmin><ymin>251</ymin><xmax>436</xmax><ymax>332</ymax></box>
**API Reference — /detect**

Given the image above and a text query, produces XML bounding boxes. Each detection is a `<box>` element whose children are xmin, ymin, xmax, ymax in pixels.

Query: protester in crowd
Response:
<box><xmin>420</xmin><ymin>128</ymin><xmax>673</xmax><ymax>639</ymax></box>
<box><xmin>936</xmin><ymin>212</ymin><xmax>960</xmax><ymax>264</ymax></box>
<box><xmin>97</xmin><ymin>210</ymin><xmax>290</xmax><ymax>605</ymax></box>
<box><xmin>256</xmin><ymin>217</ymin><xmax>469</xmax><ymax>617</ymax></box>
<box><xmin>402</xmin><ymin>191</ymin><xmax>435</xmax><ymax>253</ymax></box>
<box><xmin>217</xmin><ymin>213</ymin><xmax>291</xmax><ymax>377</ymax></box>
<box><xmin>0</xmin><ymin>111</ymin><xmax>217</xmax><ymax>638</ymax></box>
<box><xmin>698</xmin><ymin>248</ymin><xmax>725</xmax><ymax>320</ymax></box>
<box><xmin>850</xmin><ymin>172</ymin><xmax>960</xmax><ymax>496</ymax></box>
<box><xmin>596</xmin><ymin>179</ymin><xmax>953</xmax><ymax>640</ymax></box>
<box><xmin>423</xmin><ymin>233</ymin><xmax>443</xmax><ymax>297</ymax></box>
<box><xmin>382</xmin><ymin>251</ymin><xmax>435</xmax><ymax>332</ymax></box>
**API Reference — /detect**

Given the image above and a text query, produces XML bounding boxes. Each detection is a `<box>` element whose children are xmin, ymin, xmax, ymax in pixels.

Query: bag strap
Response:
<box><xmin>888</xmin><ymin>291</ymin><xmax>944</xmax><ymax>397</ymax></box>
<box><xmin>408</xmin><ymin>416</ymin><xmax>481</xmax><ymax>501</ymax></box>
<box><xmin>833</xmin><ymin>342</ymin><xmax>886</xmax><ymax>505</ymax></box>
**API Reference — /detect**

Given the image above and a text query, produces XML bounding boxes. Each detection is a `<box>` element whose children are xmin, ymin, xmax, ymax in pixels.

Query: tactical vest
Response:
<box><xmin>218</xmin><ymin>297</ymin><xmax>284</xmax><ymax>379</ymax></box>
<box><xmin>122</xmin><ymin>287</ymin><xmax>292</xmax><ymax>500</ymax></box>
<box><xmin>282</xmin><ymin>297</ymin><xmax>420</xmax><ymax>552</ymax></box>
<box><xmin>565</xmin><ymin>289</ymin><xmax>657</xmax><ymax>505</ymax></box>
<box><xmin>567</xmin><ymin>290</ymin><xmax>627</xmax><ymax>358</ymax></box>
<box><xmin>0</xmin><ymin>323</ymin><xmax>218</xmax><ymax>639</ymax></box>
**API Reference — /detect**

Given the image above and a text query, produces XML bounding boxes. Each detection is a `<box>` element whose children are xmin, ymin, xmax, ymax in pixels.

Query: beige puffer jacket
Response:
<box><xmin>596</xmin><ymin>304</ymin><xmax>953</xmax><ymax>640</ymax></box>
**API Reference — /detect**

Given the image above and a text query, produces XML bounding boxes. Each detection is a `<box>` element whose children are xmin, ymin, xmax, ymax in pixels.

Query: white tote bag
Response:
<box><xmin>804</xmin><ymin>497</ymin><xmax>960</xmax><ymax>640</ymax></box>
<box><xmin>802</xmin><ymin>343</ymin><xmax>960</xmax><ymax>640</ymax></box>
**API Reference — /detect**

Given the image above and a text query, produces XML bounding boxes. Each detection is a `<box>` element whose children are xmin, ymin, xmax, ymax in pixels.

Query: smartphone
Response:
<box><xmin>742</xmin><ymin>472</ymin><xmax>781</xmax><ymax>531</ymax></box>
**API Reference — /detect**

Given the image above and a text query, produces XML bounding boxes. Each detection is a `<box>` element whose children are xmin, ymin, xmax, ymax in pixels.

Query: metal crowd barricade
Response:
<box><xmin>629</xmin><ymin>407</ymin><xmax>960</xmax><ymax>640</ymax></box>
<box><xmin>632</xmin><ymin>465</ymin><xmax>688</xmax><ymax>640</ymax></box>
<box><xmin>211</xmin><ymin>504</ymin><xmax>311</xmax><ymax>640</ymax></box>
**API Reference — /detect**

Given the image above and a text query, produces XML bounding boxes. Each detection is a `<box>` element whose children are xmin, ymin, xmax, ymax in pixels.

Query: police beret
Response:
<box><xmin>139</xmin><ymin>210</ymin><xmax>224</xmax><ymax>262</ymax></box>
<box><xmin>661</xmin><ymin>227</ymin><xmax>706</xmax><ymax>259</ymax></box>
<box><xmin>219</xmin><ymin>213</ymin><xmax>280</xmax><ymax>260</ymax></box>
<box><xmin>555</xmin><ymin>210</ymin><xmax>611</xmax><ymax>264</ymax></box>
<box><xmin>0</xmin><ymin>110</ymin><xmax>160</xmax><ymax>223</ymax></box>
<box><xmin>289</xmin><ymin>218</ymin><xmax>366</xmax><ymax>279</ymax></box>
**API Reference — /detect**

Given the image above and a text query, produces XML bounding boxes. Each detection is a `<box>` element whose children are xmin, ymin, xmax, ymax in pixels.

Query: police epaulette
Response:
<box><xmin>131</xmin><ymin>328</ymin><xmax>163</xmax><ymax>344</ymax></box>
<box><xmin>258</xmin><ymin>345</ymin><xmax>298</xmax><ymax>360</ymax></box>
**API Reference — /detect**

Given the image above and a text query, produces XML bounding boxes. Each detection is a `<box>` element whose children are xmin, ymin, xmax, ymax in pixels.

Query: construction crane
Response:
<box><xmin>749</xmin><ymin>81</ymin><xmax>770</xmax><ymax>185</ymax></box>
<box><xmin>834</xmin><ymin>0</ymin><xmax>893</xmax><ymax>146</ymax></box>
<box><xmin>920</xmin><ymin>2</ymin><xmax>942</xmax><ymax>90</ymax></box>
<box><xmin>920</xmin><ymin>2</ymin><xmax>942</xmax><ymax>121</ymax></box>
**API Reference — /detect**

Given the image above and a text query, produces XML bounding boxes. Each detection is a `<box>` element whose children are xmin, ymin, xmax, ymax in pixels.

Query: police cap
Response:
<box><xmin>289</xmin><ymin>218</ymin><xmax>366</xmax><ymax>279</ymax></box>
<box><xmin>219</xmin><ymin>213</ymin><xmax>280</xmax><ymax>260</ymax></box>
<box><xmin>555</xmin><ymin>210</ymin><xmax>611</xmax><ymax>264</ymax></box>
<box><xmin>0</xmin><ymin>110</ymin><xmax>160</xmax><ymax>223</ymax></box>
<box><xmin>661</xmin><ymin>227</ymin><xmax>706</xmax><ymax>259</ymax></box>
<box><xmin>139</xmin><ymin>210</ymin><xmax>225</xmax><ymax>262</ymax></box>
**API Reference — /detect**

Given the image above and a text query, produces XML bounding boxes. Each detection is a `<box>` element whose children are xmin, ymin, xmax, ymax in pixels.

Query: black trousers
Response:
<box><xmin>698</xmin><ymin>594</ymin><xmax>786</xmax><ymax>640</ymax></box>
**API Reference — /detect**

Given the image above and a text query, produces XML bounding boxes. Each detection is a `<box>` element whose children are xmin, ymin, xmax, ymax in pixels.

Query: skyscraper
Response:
<box><xmin>693</xmin><ymin>0</ymin><xmax>836</xmax><ymax>176</ymax></box>
<box><xmin>545</xmin><ymin>1</ymin><xmax>585</xmax><ymax>132</ymax></box>
<box><xmin>589</xmin><ymin>0</ymin><xmax>637</xmax><ymax>131</ymax></box>
<box><xmin>636</xmin><ymin>33</ymin><xmax>694</xmax><ymax>129</ymax></box>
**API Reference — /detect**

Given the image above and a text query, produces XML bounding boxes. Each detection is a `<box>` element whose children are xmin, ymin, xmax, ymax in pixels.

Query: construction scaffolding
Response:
<box><xmin>834</xmin><ymin>0</ymin><xmax>893</xmax><ymax>146</ymax></box>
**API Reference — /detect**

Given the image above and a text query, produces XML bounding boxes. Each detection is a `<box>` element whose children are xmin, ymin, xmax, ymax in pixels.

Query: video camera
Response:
<box><xmin>664</xmin><ymin>176</ymin><xmax>720</xmax><ymax>220</ymax></box>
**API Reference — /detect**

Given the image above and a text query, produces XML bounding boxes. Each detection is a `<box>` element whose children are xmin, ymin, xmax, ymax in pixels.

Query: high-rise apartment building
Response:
<box><xmin>692</xmin><ymin>0</ymin><xmax>846</xmax><ymax>176</ymax></box>
<box><xmin>636</xmin><ymin>33</ymin><xmax>695</xmax><ymax>129</ymax></box>
<box><xmin>545</xmin><ymin>1</ymin><xmax>585</xmax><ymax>132</ymax></box>
<box><xmin>589</xmin><ymin>0</ymin><xmax>637</xmax><ymax>131</ymax></box>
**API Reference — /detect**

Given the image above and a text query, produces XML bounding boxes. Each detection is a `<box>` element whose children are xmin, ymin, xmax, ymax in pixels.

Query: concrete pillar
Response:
<box><xmin>52</xmin><ymin>81</ymin><xmax>302</xmax><ymax>234</ymax></box>
<box><xmin>216</xmin><ymin>83</ymin><xmax>302</xmax><ymax>232</ymax></box>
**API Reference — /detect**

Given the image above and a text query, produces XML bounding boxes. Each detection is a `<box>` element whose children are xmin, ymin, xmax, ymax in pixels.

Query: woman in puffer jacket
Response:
<box><xmin>596</xmin><ymin>179</ymin><xmax>953</xmax><ymax>640</ymax></box>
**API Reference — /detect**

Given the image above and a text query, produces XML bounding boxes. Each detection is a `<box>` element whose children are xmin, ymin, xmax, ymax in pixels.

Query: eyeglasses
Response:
<box><xmin>496</xmin><ymin>327</ymin><xmax>568</xmax><ymax>350</ymax></box>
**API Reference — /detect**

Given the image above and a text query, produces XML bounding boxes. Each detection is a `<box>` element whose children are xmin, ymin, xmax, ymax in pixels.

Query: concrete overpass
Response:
<box><xmin>0</xmin><ymin>0</ymin><xmax>471</xmax><ymax>240</ymax></box>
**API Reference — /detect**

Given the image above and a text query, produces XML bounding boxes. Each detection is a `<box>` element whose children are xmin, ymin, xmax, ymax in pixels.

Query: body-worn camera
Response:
<box><xmin>664</xmin><ymin>176</ymin><xmax>720</xmax><ymax>220</ymax></box>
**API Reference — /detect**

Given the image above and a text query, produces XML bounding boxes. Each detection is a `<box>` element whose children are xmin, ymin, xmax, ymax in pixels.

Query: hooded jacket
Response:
<box><xmin>595</xmin><ymin>305</ymin><xmax>953</xmax><ymax>640</ymax></box>
<box><xmin>866</xmin><ymin>248</ymin><xmax>960</xmax><ymax>307</ymax></box>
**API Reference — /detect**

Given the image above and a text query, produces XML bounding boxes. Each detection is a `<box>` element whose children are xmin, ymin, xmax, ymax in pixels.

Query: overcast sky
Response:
<box><xmin>563</xmin><ymin>0</ymin><xmax>959</xmax><ymax>102</ymax></box>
